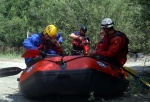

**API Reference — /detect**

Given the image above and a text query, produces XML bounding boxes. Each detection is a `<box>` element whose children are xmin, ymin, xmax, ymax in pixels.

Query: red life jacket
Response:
<box><xmin>72</xmin><ymin>34</ymin><xmax>90</xmax><ymax>50</ymax></box>
<box><xmin>96</xmin><ymin>31</ymin><xmax>129</xmax><ymax>67</ymax></box>
<box><xmin>38</xmin><ymin>33</ymin><xmax>63</xmax><ymax>54</ymax></box>
<box><xmin>108</xmin><ymin>31</ymin><xmax>129</xmax><ymax>52</ymax></box>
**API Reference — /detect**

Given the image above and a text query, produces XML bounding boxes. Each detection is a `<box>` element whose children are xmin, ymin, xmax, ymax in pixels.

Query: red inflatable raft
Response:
<box><xmin>18</xmin><ymin>55</ymin><xmax>129</xmax><ymax>99</ymax></box>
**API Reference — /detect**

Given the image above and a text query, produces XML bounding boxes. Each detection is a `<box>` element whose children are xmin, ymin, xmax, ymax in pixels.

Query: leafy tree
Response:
<box><xmin>0</xmin><ymin>0</ymin><xmax>149</xmax><ymax>54</ymax></box>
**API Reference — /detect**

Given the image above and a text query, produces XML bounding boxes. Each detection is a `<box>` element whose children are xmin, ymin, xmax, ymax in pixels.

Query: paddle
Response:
<box><xmin>123</xmin><ymin>66</ymin><xmax>137</xmax><ymax>77</ymax></box>
<box><xmin>98</xmin><ymin>59</ymin><xmax>150</xmax><ymax>89</ymax></box>
<box><xmin>123</xmin><ymin>66</ymin><xmax>150</xmax><ymax>89</ymax></box>
<box><xmin>21</xmin><ymin>49</ymin><xmax>59</xmax><ymax>58</ymax></box>
<box><xmin>0</xmin><ymin>67</ymin><xmax>23</xmax><ymax>77</ymax></box>
<box><xmin>0</xmin><ymin>50</ymin><xmax>38</xmax><ymax>77</ymax></box>
<box><xmin>21</xmin><ymin>49</ymin><xmax>40</xmax><ymax>58</ymax></box>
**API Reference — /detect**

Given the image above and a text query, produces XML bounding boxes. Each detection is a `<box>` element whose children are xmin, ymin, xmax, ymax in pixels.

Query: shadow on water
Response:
<box><xmin>0</xmin><ymin>92</ymin><xmax>128</xmax><ymax>102</ymax></box>
<box><xmin>1</xmin><ymin>91</ymin><xmax>90</xmax><ymax>102</ymax></box>
<box><xmin>1</xmin><ymin>90</ymin><xmax>150</xmax><ymax>102</ymax></box>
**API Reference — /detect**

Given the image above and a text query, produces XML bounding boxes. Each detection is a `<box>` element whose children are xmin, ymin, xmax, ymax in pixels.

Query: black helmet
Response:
<box><xmin>80</xmin><ymin>26</ymin><xmax>87</xmax><ymax>32</ymax></box>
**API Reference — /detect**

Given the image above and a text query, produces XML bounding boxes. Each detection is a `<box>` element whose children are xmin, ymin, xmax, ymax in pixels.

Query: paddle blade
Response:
<box><xmin>21</xmin><ymin>49</ymin><xmax>40</xmax><ymax>58</ymax></box>
<box><xmin>0</xmin><ymin>67</ymin><xmax>23</xmax><ymax>77</ymax></box>
<box><xmin>122</xmin><ymin>67</ymin><xmax>150</xmax><ymax>89</ymax></box>
<box><xmin>139</xmin><ymin>79</ymin><xmax>150</xmax><ymax>89</ymax></box>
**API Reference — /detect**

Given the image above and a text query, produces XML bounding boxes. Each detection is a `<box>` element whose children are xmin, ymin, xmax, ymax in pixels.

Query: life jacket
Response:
<box><xmin>108</xmin><ymin>31</ymin><xmax>129</xmax><ymax>52</ymax></box>
<box><xmin>72</xmin><ymin>33</ymin><xmax>90</xmax><ymax>50</ymax></box>
<box><xmin>108</xmin><ymin>31</ymin><xmax>129</xmax><ymax>67</ymax></box>
<box><xmin>96</xmin><ymin>31</ymin><xmax>129</xmax><ymax>67</ymax></box>
<box><xmin>31</xmin><ymin>33</ymin><xmax>63</xmax><ymax>54</ymax></box>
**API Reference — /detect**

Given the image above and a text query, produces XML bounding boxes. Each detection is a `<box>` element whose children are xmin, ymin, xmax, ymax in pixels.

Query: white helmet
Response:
<box><xmin>101</xmin><ymin>18</ymin><xmax>114</xmax><ymax>28</ymax></box>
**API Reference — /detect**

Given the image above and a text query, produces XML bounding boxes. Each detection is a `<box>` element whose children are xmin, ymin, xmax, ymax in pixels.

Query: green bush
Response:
<box><xmin>0</xmin><ymin>0</ymin><xmax>149</xmax><ymax>54</ymax></box>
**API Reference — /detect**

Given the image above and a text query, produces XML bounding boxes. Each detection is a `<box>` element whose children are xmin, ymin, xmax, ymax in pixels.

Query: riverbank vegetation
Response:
<box><xmin>0</xmin><ymin>0</ymin><xmax>149</xmax><ymax>55</ymax></box>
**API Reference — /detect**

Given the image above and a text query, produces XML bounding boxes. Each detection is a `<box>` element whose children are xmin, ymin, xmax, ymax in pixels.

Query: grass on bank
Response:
<box><xmin>0</xmin><ymin>52</ymin><xmax>23</xmax><ymax>60</ymax></box>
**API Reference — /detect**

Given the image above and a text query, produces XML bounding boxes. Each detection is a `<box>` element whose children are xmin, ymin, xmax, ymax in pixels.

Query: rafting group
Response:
<box><xmin>23</xmin><ymin>18</ymin><xmax>129</xmax><ymax>69</ymax></box>
<box><xmin>0</xmin><ymin>18</ymin><xmax>149</xmax><ymax>99</ymax></box>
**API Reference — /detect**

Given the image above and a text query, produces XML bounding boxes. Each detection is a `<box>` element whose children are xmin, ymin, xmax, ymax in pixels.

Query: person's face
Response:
<box><xmin>80</xmin><ymin>30</ymin><xmax>86</xmax><ymax>36</ymax></box>
<box><xmin>44</xmin><ymin>34</ymin><xmax>51</xmax><ymax>40</ymax></box>
<box><xmin>100</xmin><ymin>33</ymin><xmax>105</xmax><ymax>39</ymax></box>
<box><xmin>44</xmin><ymin>34</ymin><xmax>57</xmax><ymax>42</ymax></box>
<box><xmin>100</xmin><ymin>30</ymin><xmax>105</xmax><ymax>40</ymax></box>
<box><xmin>102</xmin><ymin>28</ymin><xmax>110</xmax><ymax>34</ymax></box>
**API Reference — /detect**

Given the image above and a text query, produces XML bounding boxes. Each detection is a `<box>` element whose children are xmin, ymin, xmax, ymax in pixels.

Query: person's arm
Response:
<box><xmin>51</xmin><ymin>45</ymin><xmax>63</xmax><ymax>55</ymax></box>
<box><xmin>23</xmin><ymin>34</ymin><xmax>40</xmax><ymax>50</ymax></box>
<box><xmin>70</xmin><ymin>33</ymin><xmax>79</xmax><ymax>39</ymax></box>
<box><xmin>46</xmin><ymin>40</ymin><xmax>63</xmax><ymax>55</ymax></box>
<box><xmin>70</xmin><ymin>32</ymin><xmax>82</xmax><ymax>40</ymax></box>
<box><xmin>96</xmin><ymin>36</ymin><xmax>125</xmax><ymax>57</ymax></box>
<box><xmin>95</xmin><ymin>42</ymin><xmax>103</xmax><ymax>50</ymax></box>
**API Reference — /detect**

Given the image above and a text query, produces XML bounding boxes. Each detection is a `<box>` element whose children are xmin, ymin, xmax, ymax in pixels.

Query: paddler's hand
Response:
<box><xmin>54</xmin><ymin>41</ymin><xmax>61</xmax><ymax>48</ymax></box>
<box><xmin>51</xmin><ymin>38</ymin><xmax>61</xmax><ymax>48</ymax></box>
<box><xmin>76</xmin><ymin>36</ymin><xmax>83</xmax><ymax>41</ymax></box>
<box><xmin>51</xmin><ymin>38</ymin><xmax>57</xmax><ymax>44</ymax></box>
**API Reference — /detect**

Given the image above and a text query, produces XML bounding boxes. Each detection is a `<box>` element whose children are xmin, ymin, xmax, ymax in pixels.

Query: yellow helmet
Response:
<box><xmin>43</xmin><ymin>25</ymin><xmax>57</xmax><ymax>38</ymax></box>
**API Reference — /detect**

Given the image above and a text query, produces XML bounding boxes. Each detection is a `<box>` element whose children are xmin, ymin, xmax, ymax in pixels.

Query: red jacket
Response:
<box><xmin>96</xmin><ymin>31</ymin><xmax>129</xmax><ymax>67</ymax></box>
<box><xmin>72</xmin><ymin>33</ymin><xmax>90</xmax><ymax>50</ymax></box>
<box><xmin>39</xmin><ymin>41</ymin><xmax>63</xmax><ymax>55</ymax></box>
<box><xmin>96</xmin><ymin>41</ymin><xmax>104</xmax><ymax>51</ymax></box>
